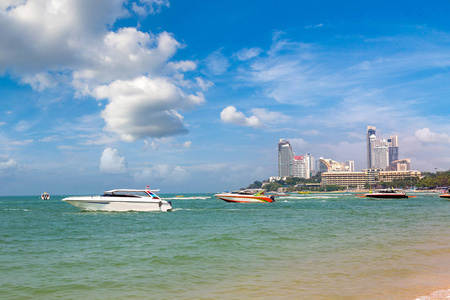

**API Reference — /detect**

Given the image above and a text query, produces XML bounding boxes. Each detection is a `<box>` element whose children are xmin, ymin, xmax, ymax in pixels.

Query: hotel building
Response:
<box><xmin>321</xmin><ymin>169</ymin><xmax>421</xmax><ymax>189</ymax></box>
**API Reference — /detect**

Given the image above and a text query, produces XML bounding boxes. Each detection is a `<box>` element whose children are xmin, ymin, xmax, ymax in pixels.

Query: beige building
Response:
<box><xmin>321</xmin><ymin>170</ymin><xmax>421</xmax><ymax>188</ymax></box>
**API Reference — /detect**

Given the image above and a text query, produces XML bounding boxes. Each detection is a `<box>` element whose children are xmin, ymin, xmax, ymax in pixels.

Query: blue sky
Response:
<box><xmin>1</xmin><ymin>0</ymin><xmax>450</xmax><ymax>195</ymax></box>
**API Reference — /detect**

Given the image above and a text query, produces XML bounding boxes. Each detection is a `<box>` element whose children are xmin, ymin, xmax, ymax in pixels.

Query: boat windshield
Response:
<box><xmin>377</xmin><ymin>189</ymin><xmax>403</xmax><ymax>193</ymax></box>
<box><xmin>103</xmin><ymin>191</ymin><xmax>151</xmax><ymax>197</ymax></box>
<box><xmin>231</xmin><ymin>189</ymin><xmax>265</xmax><ymax>195</ymax></box>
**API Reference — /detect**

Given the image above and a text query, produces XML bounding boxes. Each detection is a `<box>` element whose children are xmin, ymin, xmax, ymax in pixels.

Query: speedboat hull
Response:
<box><xmin>63</xmin><ymin>196</ymin><xmax>172</xmax><ymax>212</ymax></box>
<box><xmin>215</xmin><ymin>194</ymin><xmax>274</xmax><ymax>203</ymax></box>
<box><xmin>439</xmin><ymin>193</ymin><xmax>450</xmax><ymax>199</ymax></box>
<box><xmin>365</xmin><ymin>193</ymin><xmax>408</xmax><ymax>199</ymax></box>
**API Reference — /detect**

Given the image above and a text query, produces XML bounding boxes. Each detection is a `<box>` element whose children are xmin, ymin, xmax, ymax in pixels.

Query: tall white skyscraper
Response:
<box><xmin>305</xmin><ymin>153</ymin><xmax>315</xmax><ymax>176</ymax></box>
<box><xmin>367</xmin><ymin>126</ymin><xmax>376</xmax><ymax>168</ymax></box>
<box><xmin>293</xmin><ymin>156</ymin><xmax>310</xmax><ymax>179</ymax></box>
<box><xmin>372</xmin><ymin>146</ymin><xmax>389</xmax><ymax>170</ymax></box>
<box><xmin>278</xmin><ymin>139</ymin><xmax>294</xmax><ymax>177</ymax></box>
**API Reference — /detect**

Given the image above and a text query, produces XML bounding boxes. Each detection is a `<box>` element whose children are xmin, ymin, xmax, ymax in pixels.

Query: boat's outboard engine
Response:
<box><xmin>270</xmin><ymin>195</ymin><xmax>275</xmax><ymax>202</ymax></box>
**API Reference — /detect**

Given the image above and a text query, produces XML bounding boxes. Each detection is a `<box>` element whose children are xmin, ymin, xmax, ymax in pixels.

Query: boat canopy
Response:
<box><xmin>375</xmin><ymin>189</ymin><xmax>404</xmax><ymax>193</ymax></box>
<box><xmin>103</xmin><ymin>189</ymin><xmax>161</xmax><ymax>198</ymax></box>
<box><xmin>230</xmin><ymin>189</ymin><xmax>265</xmax><ymax>195</ymax></box>
<box><xmin>104</xmin><ymin>189</ymin><xmax>160</xmax><ymax>193</ymax></box>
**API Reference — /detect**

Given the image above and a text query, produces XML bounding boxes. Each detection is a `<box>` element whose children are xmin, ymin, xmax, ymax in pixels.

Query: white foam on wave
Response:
<box><xmin>415</xmin><ymin>289</ymin><xmax>450</xmax><ymax>300</ymax></box>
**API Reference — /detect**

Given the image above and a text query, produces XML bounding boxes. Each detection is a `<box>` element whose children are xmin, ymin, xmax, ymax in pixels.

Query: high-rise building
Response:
<box><xmin>367</xmin><ymin>126</ymin><xmax>376</xmax><ymax>168</ymax></box>
<box><xmin>344</xmin><ymin>161</ymin><xmax>355</xmax><ymax>172</ymax></box>
<box><xmin>305</xmin><ymin>153</ymin><xmax>316</xmax><ymax>177</ymax></box>
<box><xmin>372</xmin><ymin>146</ymin><xmax>389</xmax><ymax>170</ymax></box>
<box><xmin>278</xmin><ymin>139</ymin><xmax>294</xmax><ymax>177</ymax></box>
<box><xmin>293</xmin><ymin>156</ymin><xmax>310</xmax><ymax>179</ymax></box>
<box><xmin>388</xmin><ymin>135</ymin><xmax>399</xmax><ymax>165</ymax></box>
<box><xmin>367</xmin><ymin>127</ymin><xmax>400</xmax><ymax>171</ymax></box>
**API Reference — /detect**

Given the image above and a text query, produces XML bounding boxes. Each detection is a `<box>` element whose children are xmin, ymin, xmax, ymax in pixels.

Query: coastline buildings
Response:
<box><xmin>319</xmin><ymin>158</ymin><xmax>355</xmax><ymax>173</ymax></box>
<box><xmin>278</xmin><ymin>139</ymin><xmax>315</xmax><ymax>179</ymax></box>
<box><xmin>322</xmin><ymin>170</ymin><xmax>421</xmax><ymax>189</ymax></box>
<box><xmin>366</xmin><ymin>126</ymin><xmax>400</xmax><ymax>170</ymax></box>
<box><xmin>276</xmin><ymin>127</ymin><xmax>418</xmax><ymax>189</ymax></box>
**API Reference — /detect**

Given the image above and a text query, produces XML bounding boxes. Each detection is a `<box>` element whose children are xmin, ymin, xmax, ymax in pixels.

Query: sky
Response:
<box><xmin>1</xmin><ymin>0</ymin><xmax>450</xmax><ymax>195</ymax></box>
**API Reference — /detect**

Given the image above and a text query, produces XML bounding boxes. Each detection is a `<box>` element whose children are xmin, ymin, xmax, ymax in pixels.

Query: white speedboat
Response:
<box><xmin>41</xmin><ymin>192</ymin><xmax>50</xmax><ymax>200</ymax></box>
<box><xmin>62</xmin><ymin>189</ymin><xmax>172</xmax><ymax>212</ymax></box>
<box><xmin>364</xmin><ymin>189</ymin><xmax>409</xmax><ymax>199</ymax></box>
<box><xmin>215</xmin><ymin>189</ymin><xmax>275</xmax><ymax>203</ymax></box>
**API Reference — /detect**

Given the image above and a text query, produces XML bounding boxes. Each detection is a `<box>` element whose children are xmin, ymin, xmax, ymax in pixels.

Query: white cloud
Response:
<box><xmin>234</xmin><ymin>47</ymin><xmax>263</xmax><ymax>61</ymax></box>
<box><xmin>196</xmin><ymin>77</ymin><xmax>214</xmax><ymax>91</ymax></box>
<box><xmin>0</xmin><ymin>1</ymin><xmax>206</xmax><ymax>142</ymax></box>
<box><xmin>204</xmin><ymin>49</ymin><xmax>230</xmax><ymax>75</ymax></box>
<box><xmin>182</xmin><ymin>141</ymin><xmax>192</xmax><ymax>148</ymax></box>
<box><xmin>134</xmin><ymin>164</ymin><xmax>190</xmax><ymax>183</ymax></box>
<box><xmin>93</xmin><ymin>76</ymin><xmax>205</xmax><ymax>141</ymax></box>
<box><xmin>220</xmin><ymin>106</ymin><xmax>263</xmax><ymax>128</ymax></box>
<box><xmin>73</xmin><ymin>29</ymin><xmax>183</xmax><ymax>86</ymax></box>
<box><xmin>99</xmin><ymin>147</ymin><xmax>127</xmax><ymax>174</ymax></box>
<box><xmin>414</xmin><ymin>128</ymin><xmax>450</xmax><ymax>144</ymax></box>
<box><xmin>250</xmin><ymin>108</ymin><xmax>291</xmax><ymax>124</ymax></box>
<box><xmin>14</xmin><ymin>120</ymin><xmax>32</xmax><ymax>132</ymax></box>
<box><xmin>10</xmin><ymin>139</ymin><xmax>33</xmax><ymax>146</ymax></box>
<box><xmin>0</xmin><ymin>157</ymin><xmax>18</xmax><ymax>170</ymax></box>
<box><xmin>304</xmin><ymin>23</ymin><xmax>324</xmax><ymax>29</ymax></box>
<box><xmin>131</xmin><ymin>0</ymin><xmax>169</xmax><ymax>16</ymax></box>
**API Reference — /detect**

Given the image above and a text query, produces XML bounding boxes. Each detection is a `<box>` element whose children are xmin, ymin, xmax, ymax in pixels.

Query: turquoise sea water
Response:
<box><xmin>1</xmin><ymin>193</ymin><xmax>449</xmax><ymax>299</ymax></box>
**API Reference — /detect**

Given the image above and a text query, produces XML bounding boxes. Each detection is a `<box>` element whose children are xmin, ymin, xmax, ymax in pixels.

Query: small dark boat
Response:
<box><xmin>364</xmin><ymin>189</ymin><xmax>409</xmax><ymax>199</ymax></box>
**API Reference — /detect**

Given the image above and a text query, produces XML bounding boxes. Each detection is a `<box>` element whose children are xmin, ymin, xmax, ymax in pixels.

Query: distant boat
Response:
<box><xmin>214</xmin><ymin>189</ymin><xmax>275</xmax><ymax>203</ymax></box>
<box><xmin>363</xmin><ymin>189</ymin><xmax>409</xmax><ymax>199</ymax></box>
<box><xmin>40</xmin><ymin>192</ymin><xmax>50</xmax><ymax>200</ymax></box>
<box><xmin>297</xmin><ymin>191</ymin><xmax>311</xmax><ymax>194</ymax></box>
<box><xmin>439</xmin><ymin>193</ymin><xmax>450</xmax><ymax>199</ymax></box>
<box><xmin>175</xmin><ymin>195</ymin><xmax>184</xmax><ymax>197</ymax></box>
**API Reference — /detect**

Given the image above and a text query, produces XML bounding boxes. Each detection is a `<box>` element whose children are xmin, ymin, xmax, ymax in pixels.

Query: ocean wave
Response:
<box><xmin>415</xmin><ymin>289</ymin><xmax>450</xmax><ymax>300</ymax></box>
<box><xmin>163</xmin><ymin>196</ymin><xmax>210</xmax><ymax>200</ymax></box>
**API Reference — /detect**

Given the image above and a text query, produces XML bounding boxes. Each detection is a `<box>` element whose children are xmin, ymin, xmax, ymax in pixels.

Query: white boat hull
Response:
<box><xmin>63</xmin><ymin>196</ymin><xmax>172</xmax><ymax>212</ymax></box>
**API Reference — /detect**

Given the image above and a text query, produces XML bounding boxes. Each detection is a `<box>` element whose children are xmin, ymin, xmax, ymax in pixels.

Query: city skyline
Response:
<box><xmin>1</xmin><ymin>0</ymin><xmax>450</xmax><ymax>195</ymax></box>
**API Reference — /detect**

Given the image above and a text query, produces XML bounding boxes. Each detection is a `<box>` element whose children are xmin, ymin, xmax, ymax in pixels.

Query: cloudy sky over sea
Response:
<box><xmin>1</xmin><ymin>0</ymin><xmax>450</xmax><ymax>194</ymax></box>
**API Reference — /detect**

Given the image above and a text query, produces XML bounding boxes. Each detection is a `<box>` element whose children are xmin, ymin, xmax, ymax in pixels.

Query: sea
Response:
<box><xmin>1</xmin><ymin>193</ymin><xmax>449</xmax><ymax>300</ymax></box>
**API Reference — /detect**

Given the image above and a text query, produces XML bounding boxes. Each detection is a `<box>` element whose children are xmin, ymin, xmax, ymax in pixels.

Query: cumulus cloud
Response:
<box><xmin>250</xmin><ymin>108</ymin><xmax>291</xmax><ymax>124</ymax></box>
<box><xmin>0</xmin><ymin>0</ymin><xmax>207</xmax><ymax>142</ymax></box>
<box><xmin>415</xmin><ymin>128</ymin><xmax>450</xmax><ymax>144</ymax></box>
<box><xmin>134</xmin><ymin>164</ymin><xmax>190</xmax><ymax>183</ymax></box>
<box><xmin>220</xmin><ymin>106</ymin><xmax>289</xmax><ymax>128</ymax></box>
<box><xmin>99</xmin><ymin>147</ymin><xmax>127</xmax><ymax>174</ymax></box>
<box><xmin>93</xmin><ymin>76</ymin><xmax>205</xmax><ymax>141</ymax></box>
<box><xmin>220</xmin><ymin>106</ymin><xmax>263</xmax><ymax>128</ymax></box>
